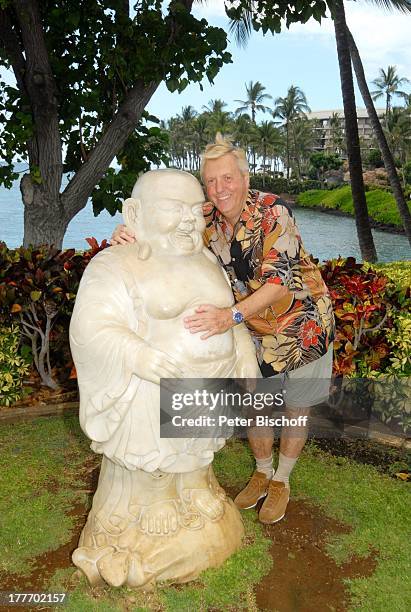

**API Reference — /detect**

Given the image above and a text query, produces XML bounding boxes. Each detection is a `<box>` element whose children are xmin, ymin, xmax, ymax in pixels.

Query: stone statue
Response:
<box><xmin>69</xmin><ymin>169</ymin><xmax>260</xmax><ymax>589</ymax></box>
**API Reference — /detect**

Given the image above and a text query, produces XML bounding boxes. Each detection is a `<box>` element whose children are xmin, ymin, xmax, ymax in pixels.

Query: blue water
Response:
<box><xmin>0</xmin><ymin>179</ymin><xmax>409</xmax><ymax>261</ymax></box>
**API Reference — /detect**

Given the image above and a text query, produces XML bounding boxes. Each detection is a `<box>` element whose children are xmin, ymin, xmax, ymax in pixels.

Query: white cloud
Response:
<box><xmin>193</xmin><ymin>0</ymin><xmax>227</xmax><ymax>19</ymax></box>
<box><xmin>286</xmin><ymin>3</ymin><xmax>411</xmax><ymax>83</ymax></box>
<box><xmin>197</xmin><ymin>1</ymin><xmax>411</xmax><ymax>84</ymax></box>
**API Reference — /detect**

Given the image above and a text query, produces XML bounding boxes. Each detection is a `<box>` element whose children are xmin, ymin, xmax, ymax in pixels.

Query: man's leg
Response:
<box><xmin>275</xmin><ymin>408</ymin><xmax>309</xmax><ymax>486</ymax></box>
<box><xmin>259</xmin><ymin>343</ymin><xmax>334</xmax><ymax>524</ymax></box>
<box><xmin>258</xmin><ymin>407</ymin><xmax>309</xmax><ymax>524</ymax></box>
<box><xmin>233</xmin><ymin>427</ymin><xmax>274</xmax><ymax>509</ymax></box>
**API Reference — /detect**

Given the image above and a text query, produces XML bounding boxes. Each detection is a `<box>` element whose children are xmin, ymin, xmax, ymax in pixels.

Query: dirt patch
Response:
<box><xmin>0</xmin><ymin>461</ymin><xmax>378</xmax><ymax>612</ymax></box>
<box><xmin>0</xmin><ymin>466</ymin><xmax>99</xmax><ymax>611</ymax></box>
<box><xmin>310</xmin><ymin>437</ymin><xmax>410</xmax><ymax>476</ymax></box>
<box><xmin>254</xmin><ymin>499</ymin><xmax>377</xmax><ymax>612</ymax></box>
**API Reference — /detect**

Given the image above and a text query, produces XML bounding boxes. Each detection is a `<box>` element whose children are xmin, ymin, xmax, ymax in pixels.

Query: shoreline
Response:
<box><xmin>280</xmin><ymin>194</ymin><xmax>406</xmax><ymax>236</ymax></box>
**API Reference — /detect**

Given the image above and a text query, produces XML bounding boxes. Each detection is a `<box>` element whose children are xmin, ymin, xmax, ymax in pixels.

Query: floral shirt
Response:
<box><xmin>202</xmin><ymin>189</ymin><xmax>335</xmax><ymax>376</ymax></box>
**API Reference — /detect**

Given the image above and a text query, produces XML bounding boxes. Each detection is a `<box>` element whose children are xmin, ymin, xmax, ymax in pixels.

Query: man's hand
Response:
<box><xmin>183</xmin><ymin>305</ymin><xmax>234</xmax><ymax>340</ymax></box>
<box><xmin>136</xmin><ymin>346</ymin><xmax>185</xmax><ymax>385</ymax></box>
<box><xmin>110</xmin><ymin>224</ymin><xmax>136</xmax><ymax>245</ymax></box>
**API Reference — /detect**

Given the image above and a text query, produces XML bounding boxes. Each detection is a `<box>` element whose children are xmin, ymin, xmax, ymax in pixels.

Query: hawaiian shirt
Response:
<box><xmin>202</xmin><ymin>189</ymin><xmax>335</xmax><ymax>376</ymax></box>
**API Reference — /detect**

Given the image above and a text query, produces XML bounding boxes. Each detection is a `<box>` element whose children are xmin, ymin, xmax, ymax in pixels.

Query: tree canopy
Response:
<box><xmin>0</xmin><ymin>0</ymin><xmax>232</xmax><ymax>245</ymax></box>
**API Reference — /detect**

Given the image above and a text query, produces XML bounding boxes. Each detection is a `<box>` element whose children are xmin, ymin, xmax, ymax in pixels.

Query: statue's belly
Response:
<box><xmin>146</xmin><ymin>312</ymin><xmax>235</xmax><ymax>369</ymax></box>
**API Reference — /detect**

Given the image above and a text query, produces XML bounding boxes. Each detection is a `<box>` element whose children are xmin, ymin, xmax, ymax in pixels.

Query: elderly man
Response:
<box><xmin>111</xmin><ymin>134</ymin><xmax>335</xmax><ymax>525</ymax></box>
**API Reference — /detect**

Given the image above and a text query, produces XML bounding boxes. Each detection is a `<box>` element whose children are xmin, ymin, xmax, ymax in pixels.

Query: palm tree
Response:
<box><xmin>226</xmin><ymin>0</ymin><xmax>411</xmax><ymax>261</ymax></box>
<box><xmin>273</xmin><ymin>85</ymin><xmax>310</xmax><ymax>180</ymax></box>
<box><xmin>253</xmin><ymin>121</ymin><xmax>282</xmax><ymax>186</ymax></box>
<box><xmin>328</xmin><ymin>112</ymin><xmax>345</xmax><ymax>155</ymax></box>
<box><xmin>371</xmin><ymin>65</ymin><xmax>410</xmax><ymax>119</ymax></box>
<box><xmin>234</xmin><ymin>81</ymin><xmax>272</xmax><ymax>123</ymax></box>
<box><xmin>290</xmin><ymin>117</ymin><xmax>318</xmax><ymax>180</ymax></box>
<box><xmin>347</xmin><ymin>29</ymin><xmax>411</xmax><ymax>244</ymax></box>
<box><xmin>232</xmin><ymin>113</ymin><xmax>256</xmax><ymax>163</ymax></box>
<box><xmin>202</xmin><ymin>99</ymin><xmax>228</xmax><ymax>114</ymax></box>
<box><xmin>331</xmin><ymin>1</ymin><xmax>377</xmax><ymax>261</ymax></box>
<box><xmin>235</xmin><ymin>81</ymin><xmax>272</xmax><ymax>174</ymax></box>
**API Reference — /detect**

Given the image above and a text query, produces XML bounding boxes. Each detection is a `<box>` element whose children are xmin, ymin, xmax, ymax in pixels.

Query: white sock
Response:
<box><xmin>255</xmin><ymin>455</ymin><xmax>274</xmax><ymax>479</ymax></box>
<box><xmin>273</xmin><ymin>453</ymin><xmax>298</xmax><ymax>488</ymax></box>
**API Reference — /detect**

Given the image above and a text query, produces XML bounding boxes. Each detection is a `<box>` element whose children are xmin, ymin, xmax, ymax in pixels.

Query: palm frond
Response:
<box><xmin>228</xmin><ymin>6</ymin><xmax>253</xmax><ymax>48</ymax></box>
<box><xmin>362</xmin><ymin>0</ymin><xmax>411</xmax><ymax>13</ymax></box>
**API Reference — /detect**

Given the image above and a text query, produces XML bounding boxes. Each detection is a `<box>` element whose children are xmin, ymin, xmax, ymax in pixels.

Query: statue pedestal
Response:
<box><xmin>73</xmin><ymin>457</ymin><xmax>244</xmax><ymax>588</ymax></box>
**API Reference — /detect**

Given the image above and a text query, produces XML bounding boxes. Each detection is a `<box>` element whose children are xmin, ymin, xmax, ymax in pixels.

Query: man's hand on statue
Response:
<box><xmin>183</xmin><ymin>305</ymin><xmax>233</xmax><ymax>340</ymax></box>
<box><xmin>137</xmin><ymin>347</ymin><xmax>185</xmax><ymax>385</ymax></box>
<box><xmin>110</xmin><ymin>224</ymin><xmax>136</xmax><ymax>245</ymax></box>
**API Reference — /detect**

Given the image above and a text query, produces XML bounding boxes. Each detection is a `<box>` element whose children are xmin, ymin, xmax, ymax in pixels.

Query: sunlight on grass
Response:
<box><xmin>1</xmin><ymin>416</ymin><xmax>410</xmax><ymax>611</ymax></box>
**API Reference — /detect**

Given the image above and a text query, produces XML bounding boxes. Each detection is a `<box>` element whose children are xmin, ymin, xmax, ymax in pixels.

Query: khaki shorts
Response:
<box><xmin>275</xmin><ymin>343</ymin><xmax>334</xmax><ymax>409</ymax></box>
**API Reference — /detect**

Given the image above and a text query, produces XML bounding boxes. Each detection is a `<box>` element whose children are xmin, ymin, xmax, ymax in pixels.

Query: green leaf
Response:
<box><xmin>30</xmin><ymin>291</ymin><xmax>42</xmax><ymax>302</ymax></box>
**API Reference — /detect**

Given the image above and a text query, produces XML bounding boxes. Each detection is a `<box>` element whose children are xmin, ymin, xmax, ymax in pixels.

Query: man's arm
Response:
<box><xmin>183</xmin><ymin>282</ymin><xmax>289</xmax><ymax>340</ymax></box>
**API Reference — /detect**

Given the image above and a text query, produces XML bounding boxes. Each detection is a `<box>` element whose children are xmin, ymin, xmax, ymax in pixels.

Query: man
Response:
<box><xmin>111</xmin><ymin>134</ymin><xmax>335</xmax><ymax>525</ymax></box>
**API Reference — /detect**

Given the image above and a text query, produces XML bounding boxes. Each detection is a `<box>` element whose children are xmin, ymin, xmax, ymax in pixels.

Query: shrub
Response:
<box><xmin>320</xmin><ymin>257</ymin><xmax>406</xmax><ymax>377</ymax></box>
<box><xmin>321</xmin><ymin>258</ymin><xmax>410</xmax><ymax>433</ymax></box>
<box><xmin>249</xmin><ymin>176</ymin><xmax>322</xmax><ymax>195</ymax></box>
<box><xmin>0</xmin><ymin>238</ymin><xmax>108</xmax><ymax>390</ymax></box>
<box><xmin>0</xmin><ymin>326</ymin><xmax>31</xmax><ymax>406</ymax></box>
<box><xmin>367</xmin><ymin>149</ymin><xmax>383</xmax><ymax>169</ymax></box>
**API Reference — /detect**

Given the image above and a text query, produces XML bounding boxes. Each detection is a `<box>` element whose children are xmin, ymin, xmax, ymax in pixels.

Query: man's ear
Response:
<box><xmin>122</xmin><ymin>197</ymin><xmax>140</xmax><ymax>229</ymax></box>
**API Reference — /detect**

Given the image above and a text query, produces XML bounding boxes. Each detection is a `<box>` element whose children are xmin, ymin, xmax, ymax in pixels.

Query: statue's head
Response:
<box><xmin>123</xmin><ymin>169</ymin><xmax>206</xmax><ymax>258</ymax></box>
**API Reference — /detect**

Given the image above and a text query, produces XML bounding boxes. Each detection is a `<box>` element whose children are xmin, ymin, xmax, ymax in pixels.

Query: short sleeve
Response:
<box><xmin>260</xmin><ymin>201</ymin><xmax>305</xmax><ymax>292</ymax></box>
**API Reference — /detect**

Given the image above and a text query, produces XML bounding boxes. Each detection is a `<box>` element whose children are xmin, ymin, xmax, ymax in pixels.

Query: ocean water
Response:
<box><xmin>0</xmin><ymin>179</ymin><xmax>409</xmax><ymax>262</ymax></box>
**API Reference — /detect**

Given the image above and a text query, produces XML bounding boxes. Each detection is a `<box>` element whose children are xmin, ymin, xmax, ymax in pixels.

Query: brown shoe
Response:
<box><xmin>234</xmin><ymin>471</ymin><xmax>269</xmax><ymax>509</ymax></box>
<box><xmin>258</xmin><ymin>480</ymin><xmax>290</xmax><ymax>524</ymax></box>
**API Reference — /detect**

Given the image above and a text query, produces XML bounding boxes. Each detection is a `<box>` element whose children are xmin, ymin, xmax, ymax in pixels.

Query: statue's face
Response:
<box><xmin>137</xmin><ymin>173</ymin><xmax>206</xmax><ymax>255</ymax></box>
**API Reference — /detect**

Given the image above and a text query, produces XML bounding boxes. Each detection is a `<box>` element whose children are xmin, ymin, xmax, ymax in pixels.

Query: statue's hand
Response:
<box><xmin>136</xmin><ymin>346</ymin><xmax>184</xmax><ymax>385</ymax></box>
<box><xmin>110</xmin><ymin>224</ymin><xmax>136</xmax><ymax>246</ymax></box>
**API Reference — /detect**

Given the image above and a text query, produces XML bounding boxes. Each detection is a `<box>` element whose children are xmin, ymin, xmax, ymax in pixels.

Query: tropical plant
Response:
<box><xmin>235</xmin><ymin>80</ymin><xmax>272</xmax><ymax>174</ymax></box>
<box><xmin>252</xmin><ymin>121</ymin><xmax>282</xmax><ymax>186</ymax></box>
<box><xmin>232</xmin><ymin>113</ymin><xmax>256</xmax><ymax>163</ymax></box>
<box><xmin>0</xmin><ymin>238</ymin><xmax>108</xmax><ymax>389</ymax></box>
<box><xmin>226</xmin><ymin>0</ymin><xmax>390</xmax><ymax>261</ymax></box>
<box><xmin>0</xmin><ymin>325</ymin><xmax>31</xmax><ymax>406</ymax></box>
<box><xmin>327</xmin><ymin>112</ymin><xmax>346</xmax><ymax>155</ymax></box>
<box><xmin>309</xmin><ymin>152</ymin><xmax>343</xmax><ymax>182</ymax></box>
<box><xmin>273</xmin><ymin>85</ymin><xmax>311</xmax><ymax>180</ymax></box>
<box><xmin>234</xmin><ymin>80</ymin><xmax>272</xmax><ymax>123</ymax></box>
<box><xmin>371</xmin><ymin>65</ymin><xmax>410</xmax><ymax>118</ymax></box>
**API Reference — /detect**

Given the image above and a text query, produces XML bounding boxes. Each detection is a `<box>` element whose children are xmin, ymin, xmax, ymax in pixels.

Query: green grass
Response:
<box><xmin>1</xmin><ymin>418</ymin><xmax>410</xmax><ymax>611</ymax></box>
<box><xmin>0</xmin><ymin>416</ymin><xmax>95</xmax><ymax>574</ymax></box>
<box><xmin>296</xmin><ymin>186</ymin><xmax>405</xmax><ymax>227</ymax></box>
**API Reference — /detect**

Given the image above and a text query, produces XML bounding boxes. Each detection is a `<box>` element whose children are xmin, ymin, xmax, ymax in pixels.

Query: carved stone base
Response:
<box><xmin>73</xmin><ymin>456</ymin><xmax>244</xmax><ymax>588</ymax></box>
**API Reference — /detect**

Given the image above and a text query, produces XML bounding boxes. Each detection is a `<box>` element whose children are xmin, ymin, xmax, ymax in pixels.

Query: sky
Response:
<box><xmin>146</xmin><ymin>1</ymin><xmax>411</xmax><ymax>121</ymax></box>
<box><xmin>1</xmin><ymin>1</ymin><xmax>410</xmax><ymax>124</ymax></box>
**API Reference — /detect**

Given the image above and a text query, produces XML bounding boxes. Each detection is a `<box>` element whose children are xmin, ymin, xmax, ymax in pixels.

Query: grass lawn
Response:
<box><xmin>296</xmin><ymin>186</ymin><xmax>405</xmax><ymax>227</ymax></box>
<box><xmin>0</xmin><ymin>416</ymin><xmax>410</xmax><ymax>611</ymax></box>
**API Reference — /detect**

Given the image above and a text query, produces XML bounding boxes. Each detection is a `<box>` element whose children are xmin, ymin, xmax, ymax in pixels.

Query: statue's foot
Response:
<box><xmin>183</xmin><ymin>487</ymin><xmax>224</xmax><ymax>522</ymax></box>
<box><xmin>73</xmin><ymin>545</ymin><xmax>149</xmax><ymax>588</ymax></box>
<box><xmin>139</xmin><ymin>500</ymin><xmax>179</xmax><ymax>535</ymax></box>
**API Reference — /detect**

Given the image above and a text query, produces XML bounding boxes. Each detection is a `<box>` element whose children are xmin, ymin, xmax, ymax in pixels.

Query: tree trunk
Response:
<box><xmin>333</xmin><ymin>1</ymin><xmax>377</xmax><ymax>262</ymax></box>
<box><xmin>286</xmin><ymin>123</ymin><xmax>290</xmax><ymax>181</ymax></box>
<box><xmin>21</xmin><ymin>176</ymin><xmax>68</xmax><ymax>247</ymax></box>
<box><xmin>347</xmin><ymin>28</ymin><xmax>411</xmax><ymax>244</ymax></box>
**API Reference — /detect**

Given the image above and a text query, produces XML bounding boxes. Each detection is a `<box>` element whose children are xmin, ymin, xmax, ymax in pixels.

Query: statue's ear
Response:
<box><xmin>122</xmin><ymin>197</ymin><xmax>140</xmax><ymax>229</ymax></box>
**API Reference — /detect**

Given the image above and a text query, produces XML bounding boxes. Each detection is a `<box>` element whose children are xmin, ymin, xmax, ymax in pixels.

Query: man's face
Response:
<box><xmin>138</xmin><ymin>174</ymin><xmax>206</xmax><ymax>255</ymax></box>
<box><xmin>202</xmin><ymin>153</ymin><xmax>249</xmax><ymax>224</ymax></box>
